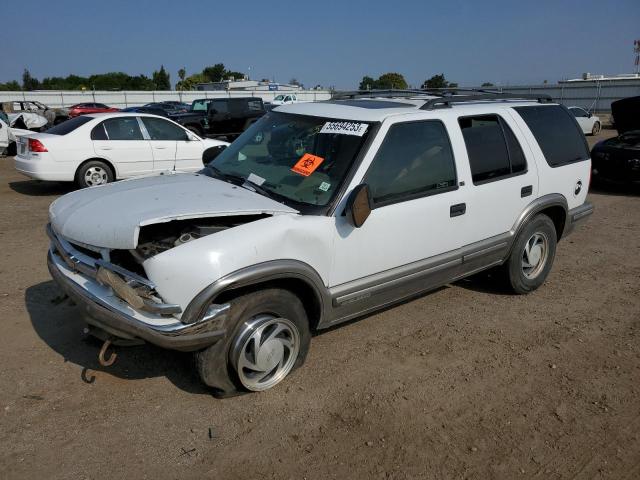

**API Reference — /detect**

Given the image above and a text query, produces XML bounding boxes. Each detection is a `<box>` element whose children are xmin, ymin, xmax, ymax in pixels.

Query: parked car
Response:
<box><xmin>120</xmin><ymin>106</ymin><xmax>169</xmax><ymax>117</ymax></box>
<box><xmin>46</xmin><ymin>91</ymin><xmax>592</xmax><ymax>395</ymax></box>
<box><xmin>568</xmin><ymin>106</ymin><xmax>601</xmax><ymax>135</ymax></box>
<box><xmin>68</xmin><ymin>103</ymin><xmax>119</xmax><ymax>118</ymax></box>
<box><xmin>0</xmin><ymin>113</ymin><xmax>33</xmax><ymax>156</ymax></box>
<box><xmin>270</xmin><ymin>94</ymin><xmax>299</xmax><ymax>106</ymax></box>
<box><xmin>172</xmin><ymin>97</ymin><xmax>266</xmax><ymax>139</ymax></box>
<box><xmin>144</xmin><ymin>102</ymin><xmax>190</xmax><ymax>115</ymax></box>
<box><xmin>2</xmin><ymin>100</ymin><xmax>69</xmax><ymax>125</ymax></box>
<box><xmin>14</xmin><ymin>113</ymin><xmax>228</xmax><ymax>187</ymax></box>
<box><xmin>591</xmin><ymin>96</ymin><xmax>640</xmax><ymax>184</ymax></box>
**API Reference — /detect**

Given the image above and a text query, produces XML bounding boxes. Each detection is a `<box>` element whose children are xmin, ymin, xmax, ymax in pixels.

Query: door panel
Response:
<box><xmin>91</xmin><ymin>117</ymin><xmax>153</xmax><ymax>177</ymax></box>
<box><xmin>454</xmin><ymin>112</ymin><xmax>538</xmax><ymax>246</ymax></box>
<box><xmin>331</xmin><ymin>119</ymin><xmax>467</xmax><ymax>287</ymax></box>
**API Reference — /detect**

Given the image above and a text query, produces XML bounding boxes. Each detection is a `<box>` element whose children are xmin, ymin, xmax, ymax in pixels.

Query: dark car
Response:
<box><xmin>591</xmin><ymin>96</ymin><xmax>640</xmax><ymax>184</ymax></box>
<box><xmin>120</xmin><ymin>106</ymin><xmax>169</xmax><ymax>117</ymax></box>
<box><xmin>143</xmin><ymin>102</ymin><xmax>190</xmax><ymax>115</ymax></box>
<box><xmin>172</xmin><ymin>97</ymin><xmax>266</xmax><ymax>140</ymax></box>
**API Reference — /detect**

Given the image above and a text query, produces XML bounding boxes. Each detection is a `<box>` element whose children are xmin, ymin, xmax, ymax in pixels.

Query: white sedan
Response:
<box><xmin>568</xmin><ymin>107</ymin><xmax>601</xmax><ymax>136</ymax></box>
<box><xmin>14</xmin><ymin>113</ymin><xmax>229</xmax><ymax>188</ymax></box>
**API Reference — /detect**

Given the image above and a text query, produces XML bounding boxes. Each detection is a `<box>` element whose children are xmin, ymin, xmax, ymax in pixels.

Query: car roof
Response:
<box><xmin>275</xmin><ymin>96</ymin><xmax>549</xmax><ymax>122</ymax></box>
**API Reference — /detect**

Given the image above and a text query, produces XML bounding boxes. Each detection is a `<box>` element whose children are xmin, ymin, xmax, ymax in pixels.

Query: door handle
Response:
<box><xmin>98</xmin><ymin>146</ymin><xmax>113</xmax><ymax>150</ymax></box>
<box><xmin>521</xmin><ymin>185</ymin><xmax>533</xmax><ymax>197</ymax></box>
<box><xmin>154</xmin><ymin>146</ymin><xmax>168</xmax><ymax>150</ymax></box>
<box><xmin>450</xmin><ymin>203</ymin><xmax>466</xmax><ymax>217</ymax></box>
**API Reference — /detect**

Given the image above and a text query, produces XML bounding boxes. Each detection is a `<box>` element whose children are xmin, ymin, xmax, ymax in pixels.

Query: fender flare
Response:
<box><xmin>182</xmin><ymin>260</ymin><xmax>330</xmax><ymax>325</ymax></box>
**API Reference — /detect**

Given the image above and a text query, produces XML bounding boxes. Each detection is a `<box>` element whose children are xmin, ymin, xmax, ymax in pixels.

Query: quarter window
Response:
<box><xmin>141</xmin><ymin>117</ymin><xmax>188</xmax><ymax>140</ymax></box>
<box><xmin>459</xmin><ymin>115</ymin><xmax>527</xmax><ymax>184</ymax></box>
<box><xmin>91</xmin><ymin>118</ymin><xmax>143</xmax><ymax>140</ymax></box>
<box><xmin>364</xmin><ymin>120</ymin><xmax>457</xmax><ymax>206</ymax></box>
<box><xmin>514</xmin><ymin>105</ymin><xmax>589</xmax><ymax>167</ymax></box>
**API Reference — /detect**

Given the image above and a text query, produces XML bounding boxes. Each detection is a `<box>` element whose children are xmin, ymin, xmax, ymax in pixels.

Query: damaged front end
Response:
<box><xmin>46</xmin><ymin>222</ymin><xmax>236</xmax><ymax>351</ymax></box>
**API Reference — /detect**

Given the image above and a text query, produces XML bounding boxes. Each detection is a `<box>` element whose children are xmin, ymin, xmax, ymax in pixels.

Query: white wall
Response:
<box><xmin>0</xmin><ymin>90</ymin><xmax>332</xmax><ymax>108</ymax></box>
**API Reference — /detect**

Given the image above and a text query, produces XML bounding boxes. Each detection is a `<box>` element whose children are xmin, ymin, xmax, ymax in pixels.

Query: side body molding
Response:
<box><xmin>182</xmin><ymin>194</ymin><xmax>569</xmax><ymax>330</ymax></box>
<box><xmin>182</xmin><ymin>260</ymin><xmax>331</xmax><ymax>326</ymax></box>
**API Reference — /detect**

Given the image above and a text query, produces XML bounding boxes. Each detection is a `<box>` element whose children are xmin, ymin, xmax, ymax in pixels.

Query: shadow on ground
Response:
<box><xmin>453</xmin><ymin>269</ymin><xmax>514</xmax><ymax>296</ymax></box>
<box><xmin>590</xmin><ymin>180</ymin><xmax>640</xmax><ymax>197</ymax></box>
<box><xmin>25</xmin><ymin>280</ymin><xmax>211</xmax><ymax>395</ymax></box>
<box><xmin>9</xmin><ymin>180</ymin><xmax>75</xmax><ymax>197</ymax></box>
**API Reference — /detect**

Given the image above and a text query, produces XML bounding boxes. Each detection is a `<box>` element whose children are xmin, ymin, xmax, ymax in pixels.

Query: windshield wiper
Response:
<box><xmin>207</xmin><ymin>165</ymin><xmax>246</xmax><ymax>186</ymax></box>
<box><xmin>208</xmin><ymin>165</ymin><xmax>279</xmax><ymax>202</ymax></box>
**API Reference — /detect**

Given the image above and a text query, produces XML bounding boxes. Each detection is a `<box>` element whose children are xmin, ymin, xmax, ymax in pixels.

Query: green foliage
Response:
<box><xmin>22</xmin><ymin>69</ymin><xmax>40</xmax><ymax>91</ymax></box>
<box><xmin>422</xmin><ymin>74</ymin><xmax>448</xmax><ymax>89</ymax></box>
<box><xmin>481</xmin><ymin>82</ymin><xmax>495</xmax><ymax>87</ymax></box>
<box><xmin>0</xmin><ymin>80</ymin><xmax>21</xmax><ymax>91</ymax></box>
<box><xmin>358</xmin><ymin>73</ymin><xmax>407</xmax><ymax>90</ymax></box>
<box><xmin>152</xmin><ymin>65</ymin><xmax>171</xmax><ymax>90</ymax></box>
<box><xmin>7</xmin><ymin>63</ymin><xmax>245</xmax><ymax>91</ymax></box>
<box><xmin>358</xmin><ymin>76</ymin><xmax>376</xmax><ymax>90</ymax></box>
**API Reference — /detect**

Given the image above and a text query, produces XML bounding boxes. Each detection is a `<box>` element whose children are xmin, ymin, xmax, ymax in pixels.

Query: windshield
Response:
<box><xmin>274</xmin><ymin>95</ymin><xmax>285</xmax><ymax>101</ymax></box>
<box><xmin>207</xmin><ymin>112</ymin><xmax>372</xmax><ymax>209</ymax></box>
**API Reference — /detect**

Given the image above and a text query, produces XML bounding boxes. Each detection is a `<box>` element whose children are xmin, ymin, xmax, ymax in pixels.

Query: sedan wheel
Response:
<box><xmin>232</xmin><ymin>314</ymin><xmax>300</xmax><ymax>392</ymax></box>
<box><xmin>84</xmin><ymin>166</ymin><xmax>109</xmax><ymax>186</ymax></box>
<box><xmin>591</xmin><ymin>121</ymin><xmax>601</xmax><ymax>136</ymax></box>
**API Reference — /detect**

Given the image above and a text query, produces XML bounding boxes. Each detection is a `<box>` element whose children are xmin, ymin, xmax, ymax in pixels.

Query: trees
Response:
<box><xmin>358</xmin><ymin>73</ymin><xmax>408</xmax><ymax>90</ymax></box>
<box><xmin>0</xmin><ymin>81</ymin><xmax>21</xmax><ymax>91</ymax></box>
<box><xmin>422</xmin><ymin>73</ymin><xmax>458</xmax><ymax>89</ymax></box>
<box><xmin>202</xmin><ymin>63</ymin><xmax>227</xmax><ymax>83</ymax></box>
<box><xmin>22</xmin><ymin>69</ymin><xmax>40</xmax><ymax>91</ymax></box>
<box><xmin>481</xmin><ymin>82</ymin><xmax>495</xmax><ymax>87</ymax></box>
<box><xmin>152</xmin><ymin>65</ymin><xmax>171</xmax><ymax>90</ymax></box>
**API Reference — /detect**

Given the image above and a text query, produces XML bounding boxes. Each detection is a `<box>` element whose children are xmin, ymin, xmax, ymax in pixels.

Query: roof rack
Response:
<box><xmin>330</xmin><ymin>88</ymin><xmax>553</xmax><ymax>109</ymax></box>
<box><xmin>420</xmin><ymin>91</ymin><xmax>553</xmax><ymax>110</ymax></box>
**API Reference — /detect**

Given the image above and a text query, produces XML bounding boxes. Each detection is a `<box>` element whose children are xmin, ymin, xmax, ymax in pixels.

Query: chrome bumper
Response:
<box><xmin>47</xmin><ymin>225</ymin><xmax>231</xmax><ymax>351</ymax></box>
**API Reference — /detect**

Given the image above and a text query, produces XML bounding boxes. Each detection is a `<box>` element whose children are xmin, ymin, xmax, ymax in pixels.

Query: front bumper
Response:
<box><xmin>47</xmin><ymin>226</ymin><xmax>230</xmax><ymax>351</ymax></box>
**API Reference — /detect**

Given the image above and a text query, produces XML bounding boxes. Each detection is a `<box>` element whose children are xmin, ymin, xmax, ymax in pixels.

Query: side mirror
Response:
<box><xmin>344</xmin><ymin>184</ymin><xmax>372</xmax><ymax>228</ymax></box>
<box><xmin>588</xmin><ymin>112</ymin><xmax>592</xmax><ymax>118</ymax></box>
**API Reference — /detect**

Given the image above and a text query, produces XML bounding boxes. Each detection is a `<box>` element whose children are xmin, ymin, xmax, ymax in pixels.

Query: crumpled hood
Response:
<box><xmin>49</xmin><ymin>172</ymin><xmax>298</xmax><ymax>249</ymax></box>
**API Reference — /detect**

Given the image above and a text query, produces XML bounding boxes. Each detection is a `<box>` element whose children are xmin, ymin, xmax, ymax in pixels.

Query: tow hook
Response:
<box><xmin>98</xmin><ymin>339</ymin><xmax>117</xmax><ymax>367</ymax></box>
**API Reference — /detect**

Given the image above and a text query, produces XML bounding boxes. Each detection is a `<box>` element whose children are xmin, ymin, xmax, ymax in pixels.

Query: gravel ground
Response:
<box><xmin>1</xmin><ymin>130</ymin><xmax>639</xmax><ymax>479</ymax></box>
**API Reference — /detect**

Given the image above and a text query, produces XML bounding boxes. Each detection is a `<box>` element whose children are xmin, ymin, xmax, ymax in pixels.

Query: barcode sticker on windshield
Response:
<box><xmin>320</xmin><ymin>121</ymin><xmax>368</xmax><ymax>136</ymax></box>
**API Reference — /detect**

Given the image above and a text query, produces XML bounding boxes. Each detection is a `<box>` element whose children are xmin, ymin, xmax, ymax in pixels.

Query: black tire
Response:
<box><xmin>503</xmin><ymin>214</ymin><xmax>557</xmax><ymax>294</ymax></box>
<box><xmin>75</xmin><ymin>160</ymin><xmax>114</xmax><ymax>188</ymax></box>
<box><xmin>195</xmin><ymin>288</ymin><xmax>311</xmax><ymax>395</ymax></box>
<box><xmin>591</xmin><ymin>121</ymin><xmax>601</xmax><ymax>136</ymax></box>
<box><xmin>6</xmin><ymin>142</ymin><xmax>17</xmax><ymax>156</ymax></box>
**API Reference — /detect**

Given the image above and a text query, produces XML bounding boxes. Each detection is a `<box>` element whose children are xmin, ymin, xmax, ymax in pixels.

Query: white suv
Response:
<box><xmin>47</xmin><ymin>90</ymin><xmax>593</xmax><ymax>395</ymax></box>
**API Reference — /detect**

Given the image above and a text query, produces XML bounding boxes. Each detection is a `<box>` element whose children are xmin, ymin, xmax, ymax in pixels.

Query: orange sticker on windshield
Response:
<box><xmin>291</xmin><ymin>153</ymin><xmax>324</xmax><ymax>177</ymax></box>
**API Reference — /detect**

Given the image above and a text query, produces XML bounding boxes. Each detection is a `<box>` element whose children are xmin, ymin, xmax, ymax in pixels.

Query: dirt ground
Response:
<box><xmin>1</xmin><ymin>130</ymin><xmax>639</xmax><ymax>479</ymax></box>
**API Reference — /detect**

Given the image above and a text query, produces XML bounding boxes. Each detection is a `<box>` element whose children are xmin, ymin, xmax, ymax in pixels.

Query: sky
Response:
<box><xmin>2</xmin><ymin>0</ymin><xmax>639</xmax><ymax>89</ymax></box>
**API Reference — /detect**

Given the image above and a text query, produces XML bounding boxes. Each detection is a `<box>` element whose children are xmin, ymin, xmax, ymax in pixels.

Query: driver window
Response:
<box><xmin>364</xmin><ymin>120</ymin><xmax>457</xmax><ymax>207</ymax></box>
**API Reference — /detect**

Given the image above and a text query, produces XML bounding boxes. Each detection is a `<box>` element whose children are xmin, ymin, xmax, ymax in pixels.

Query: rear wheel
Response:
<box><xmin>591</xmin><ymin>121</ymin><xmax>601</xmax><ymax>136</ymax></box>
<box><xmin>503</xmin><ymin>214</ymin><xmax>557</xmax><ymax>294</ymax></box>
<box><xmin>6</xmin><ymin>142</ymin><xmax>16</xmax><ymax>156</ymax></box>
<box><xmin>195</xmin><ymin>288</ymin><xmax>310</xmax><ymax>394</ymax></box>
<box><xmin>75</xmin><ymin>160</ymin><xmax>114</xmax><ymax>188</ymax></box>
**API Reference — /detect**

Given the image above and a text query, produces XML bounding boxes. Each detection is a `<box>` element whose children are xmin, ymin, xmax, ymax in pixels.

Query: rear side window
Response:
<box><xmin>141</xmin><ymin>117</ymin><xmax>188</xmax><ymax>140</ymax></box>
<box><xmin>91</xmin><ymin>118</ymin><xmax>143</xmax><ymax>140</ymax></box>
<box><xmin>514</xmin><ymin>105</ymin><xmax>589</xmax><ymax>167</ymax></box>
<box><xmin>459</xmin><ymin>115</ymin><xmax>527</xmax><ymax>184</ymax></box>
<box><xmin>46</xmin><ymin>116</ymin><xmax>92</xmax><ymax>135</ymax></box>
<box><xmin>365</xmin><ymin>120</ymin><xmax>457</xmax><ymax>206</ymax></box>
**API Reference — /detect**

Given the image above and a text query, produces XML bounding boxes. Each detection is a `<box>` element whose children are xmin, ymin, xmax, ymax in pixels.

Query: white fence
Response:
<box><xmin>0</xmin><ymin>89</ymin><xmax>333</xmax><ymax>109</ymax></box>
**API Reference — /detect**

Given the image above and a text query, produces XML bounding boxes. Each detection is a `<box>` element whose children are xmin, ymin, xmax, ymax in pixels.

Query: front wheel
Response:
<box><xmin>75</xmin><ymin>160</ymin><xmax>114</xmax><ymax>188</ymax></box>
<box><xmin>195</xmin><ymin>288</ymin><xmax>311</xmax><ymax>394</ymax></box>
<box><xmin>591</xmin><ymin>121</ymin><xmax>601</xmax><ymax>136</ymax></box>
<box><xmin>503</xmin><ymin>214</ymin><xmax>557</xmax><ymax>294</ymax></box>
